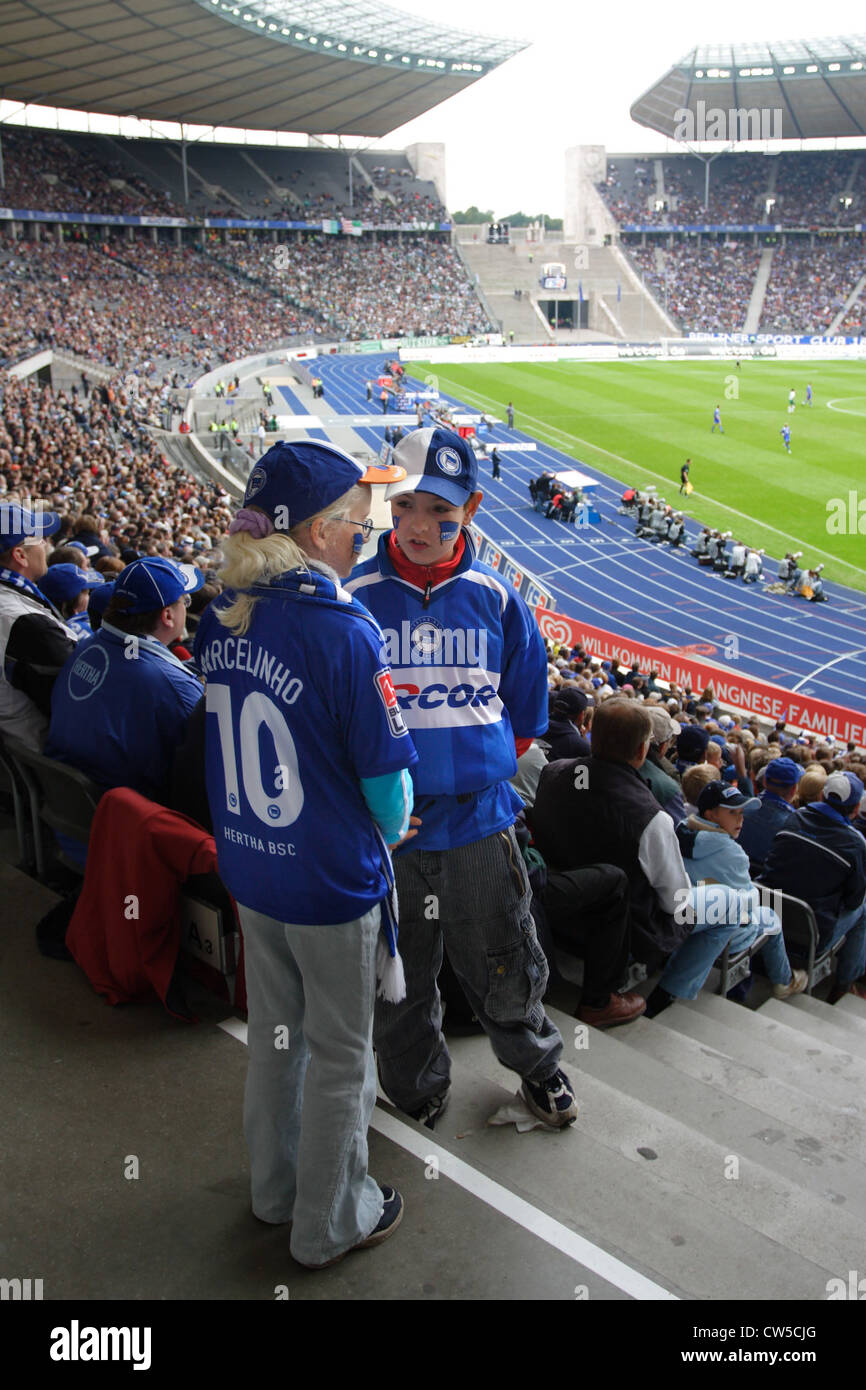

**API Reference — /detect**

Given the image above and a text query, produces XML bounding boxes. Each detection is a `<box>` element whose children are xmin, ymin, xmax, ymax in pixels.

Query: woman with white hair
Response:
<box><xmin>194</xmin><ymin>441</ymin><xmax>418</xmax><ymax>1270</ymax></box>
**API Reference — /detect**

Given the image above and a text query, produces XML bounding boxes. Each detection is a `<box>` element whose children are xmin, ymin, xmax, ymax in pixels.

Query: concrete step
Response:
<box><xmin>835</xmin><ymin>993</ymin><xmax>866</xmax><ymax>1026</ymax></box>
<box><xmin>435</xmin><ymin>1038</ymin><xmax>836</xmax><ymax>1299</ymax></box>
<box><xmin>612</xmin><ymin>1008</ymin><xmax>866</xmax><ymax>1166</ymax></box>
<box><xmin>553</xmin><ymin>1006</ymin><xmax>866</xmax><ymax>1218</ymax></box>
<box><xmin>671</xmin><ymin>993</ymin><xmax>866</xmax><ymax>1110</ymax></box>
<box><xmin>762</xmin><ymin>996</ymin><xmax>866</xmax><ymax>1061</ymax></box>
<box><xmin>439</xmin><ymin>1011</ymin><xmax>866</xmax><ymax>1289</ymax></box>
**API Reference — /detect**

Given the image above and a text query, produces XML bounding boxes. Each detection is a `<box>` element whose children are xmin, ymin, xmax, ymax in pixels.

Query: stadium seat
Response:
<box><xmin>0</xmin><ymin>734</ymin><xmax>37</xmax><ymax>874</ymax></box>
<box><xmin>773</xmin><ymin>889</ymin><xmax>847</xmax><ymax>994</ymax></box>
<box><xmin>714</xmin><ymin>931</ymin><xmax>770</xmax><ymax>998</ymax></box>
<box><xmin>0</xmin><ymin>736</ymin><xmax>101</xmax><ymax>878</ymax></box>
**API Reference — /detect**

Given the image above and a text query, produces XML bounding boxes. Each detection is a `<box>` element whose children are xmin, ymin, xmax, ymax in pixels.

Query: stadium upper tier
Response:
<box><xmin>0</xmin><ymin>0</ymin><xmax>526</xmax><ymax>135</ymax></box>
<box><xmin>632</xmin><ymin>35</ymin><xmax>866</xmax><ymax>141</ymax></box>
<box><xmin>599</xmin><ymin>151</ymin><xmax>866</xmax><ymax>228</ymax></box>
<box><xmin>0</xmin><ymin>129</ymin><xmax>447</xmax><ymax>226</ymax></box>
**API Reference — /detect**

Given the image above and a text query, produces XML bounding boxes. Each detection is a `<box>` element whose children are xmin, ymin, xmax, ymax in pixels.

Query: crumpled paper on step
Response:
<box><xmin>487</xmin><ymin>1093</ymin><xmax>551</xmax><ymax>1132</ymax></box>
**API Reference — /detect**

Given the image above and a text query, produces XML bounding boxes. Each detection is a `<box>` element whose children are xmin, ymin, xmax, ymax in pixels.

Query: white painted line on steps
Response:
<box><xmin>218</xmin><ymin>1016</ymin><xmax>677</xmax><ymax>1301</ymax></box>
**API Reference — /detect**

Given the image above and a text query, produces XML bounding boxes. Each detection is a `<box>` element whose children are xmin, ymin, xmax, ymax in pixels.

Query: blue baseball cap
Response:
<box><xmin>38</xmin><ymin>564</ymin><xmax>102</xmax><ymax>606</ymax></box>
<box><xmin>113</xmin><ymin>558</ymin><xmax>204</xmax><ymax>615</ymax></box>
<box><xmin>67</xmin><ymin>539</ymin><xmax>100</xmax><ymax>559</ymax></box>
<box><xmin>0</xmin><ymin>504</ymin><xmax>61</xmax><ymax>552</ymax></box>
<box><xmin>242</xmin><ymin>440</ymin><xmax>379</xmax><ymax>531</ymax></box>
<box><xmin>764</xmin><ymin>757</ymin><xmax>803</xmax><ymax>787</ymax></box>
<box><xmin>386</xmin><ymin>427</ymin><xmax>478</xmax><ymax>506</ymax></box>
<box><xmin>88</xmin><ymin>581</ymin><xmax>115</xmax><ymax>618</ymax></box>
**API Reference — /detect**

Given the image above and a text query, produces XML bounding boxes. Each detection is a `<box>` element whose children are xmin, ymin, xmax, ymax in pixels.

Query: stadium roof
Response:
<box><xmin>0</xmin><ymin>0</ymin><xmax>527</xmax><ymax>137</ymax></box>
<box><xmin>631</xmin><ymin>35</ymin><xmax>866</xmax><ymax>141</ymax></box>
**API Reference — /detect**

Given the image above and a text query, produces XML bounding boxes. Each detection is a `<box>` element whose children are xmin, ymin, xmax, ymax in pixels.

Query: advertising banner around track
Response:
<box><xmin>534</xmin><ymin>605</ymin><xmax>866</xmax><ymax>746</ymax></box>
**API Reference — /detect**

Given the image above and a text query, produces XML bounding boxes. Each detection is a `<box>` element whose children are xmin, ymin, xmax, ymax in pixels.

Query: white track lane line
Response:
<box><xmin>217</xmin><ymin>1017</ymin><xmax>677</xmax><ymax>1301</ymax></box>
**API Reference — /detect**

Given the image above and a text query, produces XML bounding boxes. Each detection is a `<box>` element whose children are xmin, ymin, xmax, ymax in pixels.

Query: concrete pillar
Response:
<box><xmin>405</xmin><ymin>142</ymin><xmax>447</xmax><ymax>206</ymax></box>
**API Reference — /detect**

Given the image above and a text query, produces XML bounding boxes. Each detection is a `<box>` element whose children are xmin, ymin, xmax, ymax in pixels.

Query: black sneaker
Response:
<box><xmin>520</xmin><ymin>1069</ymin><xmax>578</xmax><ymax>1128</ymax></box>
<box><xmin>355</xmin><ymin>1186</ymin><xmax>404</xmax><ymax>1250</ymax></box>
<box><xmin>297</xmin><ymin>1186</ymin><xmax>403</xmax><ymax>1269</ymax></box>
<box><xmin>408</xmin><ymin>1086</ymin><xmax>451</xmax><ymax>1130</ymax></box>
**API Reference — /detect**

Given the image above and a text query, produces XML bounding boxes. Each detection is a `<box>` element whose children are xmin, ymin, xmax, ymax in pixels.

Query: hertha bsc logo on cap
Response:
<box><xmin>435</xmin><ymin>447</ymin><xmax>462</xmax><ymax>476</ymax></box>
<box><xmin>374</xmin><ymin>668</ymin><xmax>408</xmax><ymax>738</ymax></box>
<box><xmin>245</xmin><ymin>465</ymin><xmax>267</xmax><ymax>501</ymax></box>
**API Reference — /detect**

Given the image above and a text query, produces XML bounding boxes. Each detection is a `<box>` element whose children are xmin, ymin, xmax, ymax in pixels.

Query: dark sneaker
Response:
<box><xmin>521</xmin><ymin>1069</ymin><xmax>578</xmax><ymax>1128</ymax></box>
<box><xmin>355</xmin><ymin>1186</ymin><xmax>404</xmax><ymax>1250</ymax></box>
<box><xmin>408</xmin><ymin>1086</ymin><xmax>451</xmax><ymax>1130</ymax></box>
<box><xmin>297</xmin><ymin>1186</ymin><xmax>403</xmax><ymax>1269</ymax></box>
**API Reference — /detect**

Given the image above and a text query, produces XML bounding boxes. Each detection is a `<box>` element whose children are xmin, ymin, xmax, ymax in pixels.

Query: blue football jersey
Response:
<box><xmin>345</xmin><ymin>530</ymin><xmax>548</xmax><ymax>851</ymax></box>
<box><xmin>194</xmin><ymin>567</ymin><xmax>417</xmax><ymax>924</ymax></box>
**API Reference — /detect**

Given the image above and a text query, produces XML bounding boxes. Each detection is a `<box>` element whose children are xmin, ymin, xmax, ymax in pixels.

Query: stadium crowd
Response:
<box><xmin>759</xmin><ymin>241</ymin><xmax>866</xmax><ymax>332</ymax></box>
<box><xmin>629</xmin><ymin>242</ymin><xmax>762</xmax><ymax>333</ymax></box>
<box><xmin>215</xmin><ymin>237</ymin><xmax>492</xmax><ymax>339</ymax></box>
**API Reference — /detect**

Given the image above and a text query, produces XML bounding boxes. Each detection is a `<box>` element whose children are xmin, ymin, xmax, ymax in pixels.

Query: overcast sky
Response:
<box><xmin>371</xmin><ymin>0</ymin><xmax>866</xmax><ymax>216</ymax></box>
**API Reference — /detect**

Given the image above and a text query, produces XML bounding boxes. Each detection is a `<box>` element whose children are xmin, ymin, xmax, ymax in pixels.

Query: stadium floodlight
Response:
<box><xmin>806</xmin><ymin>64</ymin><xmax>818</xmax><ymax>71</ymax></box>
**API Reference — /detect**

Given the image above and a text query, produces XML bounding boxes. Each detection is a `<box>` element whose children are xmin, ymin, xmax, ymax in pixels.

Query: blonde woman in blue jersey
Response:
<box><xmin>346</xmin><ymin>427</ymin><xmax>578</xmax><ymax>1130</ymax></box>
<box><xmin>194</xmin><ymin>441</ymin><xmax>418</xmax><ymax>1269</ymax></box>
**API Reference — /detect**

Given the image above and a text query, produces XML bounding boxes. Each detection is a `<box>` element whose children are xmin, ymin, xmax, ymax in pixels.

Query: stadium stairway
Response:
<box><xmin>3</xmin><ymin>805</ymin><xmax>865</xmax><ymax>1301</ymax></box>
<box><xmin>744</xmin><ymin>248</ymin><xmax>775</xmax><ymax>334</ymax></box>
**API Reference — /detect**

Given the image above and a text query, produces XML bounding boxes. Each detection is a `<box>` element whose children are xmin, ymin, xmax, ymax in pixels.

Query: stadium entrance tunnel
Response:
<box><xmin>539</xmin><ymin>300</ymin><xmax>588</xmax><ymax>330</ymax></box>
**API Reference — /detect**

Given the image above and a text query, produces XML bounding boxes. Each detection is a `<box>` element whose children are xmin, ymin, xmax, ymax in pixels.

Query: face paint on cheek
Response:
<box><xmin>439</xmin><ymin>520</ymin><xmax>460</xmax><ymax>543</ymax></box>
<box><xmin>352</xmin><ymin>532</ymin><xmax>364</xmax><ymax>553</ymax></box>
<box><xmin>392</xmin><ymin>514</ymin><xmax>400</xmax><ymax>529</ymax></box>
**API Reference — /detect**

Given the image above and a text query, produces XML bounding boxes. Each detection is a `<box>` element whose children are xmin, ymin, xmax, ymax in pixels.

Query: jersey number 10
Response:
<box><xmin>206</xmin><ymin>683</ymin><xmax>304</xmax><ymax>828</ymax></box>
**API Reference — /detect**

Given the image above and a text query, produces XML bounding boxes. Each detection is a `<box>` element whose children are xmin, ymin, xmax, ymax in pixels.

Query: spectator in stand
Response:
<box><xmin>759</xmin><ymin>772</ymin><xmax>866</xmax><ymax>1002</ymax></box>
<box><xmin>681</xmin><ymin>763</ymin><xmax>722</xmax><ymax>817</ymax></box>
<box><xmin>37</xmin><ymin>563</ymin><xmax>102</xmax><ymax>639</ymax></box>
<box><xmin>46</xmin><ymin>558</ymin><xmax>205</xmax><ymax>846</ymax></box>
<box><xmin>640</xmin><ymin>707</ymin><xmax>686</xmax><ymax>823</ymax></box>
<box><xmin>669</xmin><ymin>781</ymin><xmax>808</xmax><ymax>1004</ymax></box>
<box><xmin>542</xmin><ymin>685</ymin><xmax>591</xmax><ymax>761</ymax></box>
<box><xmin>0</xmin><ymin>504</ymin><xmax>78</xmax><ymax>749</ymax></box>
<box><xmin>737</xmin><ymin>756</ymin><xmax>802</xmax><ymax>875</ymax></box>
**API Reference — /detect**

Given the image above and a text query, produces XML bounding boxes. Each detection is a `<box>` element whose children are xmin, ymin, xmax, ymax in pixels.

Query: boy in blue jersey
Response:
<box><xmin>780</xmin><ymin>424</ymin><xmax>792</xmax><ymax>454</ymax></box>
<box><xmin>805</xmin><ymin>383</ymin><xmax>813</xmax><ymax>407</ymax></box>
<box><xmin>712</xmin><ymin>405</ymin><xmax>723</xmax><ymax>433</ymax></box>
<box><xmin>194</xmin><ymin>441</ymin><xmax>418</xmax><ymax>1270</ymax></box>
<box><xmin>346</xmin><ymin>427</ymin><xmax>579</xmax><ymax>1131</ymax></box>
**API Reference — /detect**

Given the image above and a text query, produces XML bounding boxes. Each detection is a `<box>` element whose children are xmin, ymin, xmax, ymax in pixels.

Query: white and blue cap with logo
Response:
<box><xmin>113</xmin><ymin>557</ymin><xmax>204</xmax><ymax>615</ymax></box>
<box><xmin>385</xmin><ymin>427</ymin><xmax>478</xmax><ymax>507</ymax></box>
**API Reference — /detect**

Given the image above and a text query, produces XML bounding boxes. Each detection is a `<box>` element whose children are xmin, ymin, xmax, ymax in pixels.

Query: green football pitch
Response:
<box><xmin>413</xmin><ymin>358</ymin><xmax>866</xmax><ymax>592</ymax></box>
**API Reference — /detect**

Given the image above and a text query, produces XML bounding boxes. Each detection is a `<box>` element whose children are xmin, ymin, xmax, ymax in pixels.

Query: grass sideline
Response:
<box><xmin>412</xmin><ymin>359</ymin><xmax>866</xmax><ymax>593</ymax></box>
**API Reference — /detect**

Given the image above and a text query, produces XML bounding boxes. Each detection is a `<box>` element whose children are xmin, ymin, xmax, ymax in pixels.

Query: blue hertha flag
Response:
<box><xmin>617</xmin><ymin>281</ymin><xmax>621</xmax><ymax>303</ymax></box>
<box><xmin>578</xmin><ymin>281</ymin><xmax>583</xmax><ymax>303</ymax></box>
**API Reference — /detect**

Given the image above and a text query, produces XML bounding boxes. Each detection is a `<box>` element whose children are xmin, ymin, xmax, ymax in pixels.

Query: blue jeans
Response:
<box><xmin>375</xmin><ymin>827</ymin><xmax>563</xmax><ymax>1113</ymax></box>
<box><xmin>659</xmin><ymin>885</ymin><xmax>790</xmax><ymax>1000</ymax></box>
<box><xmin>823</xmin><ymin>899</ymin><xmax>866</xmax><ymax>987</ymax></box>
<box><xmin>239</xmin><ymin>902</ymin><xmax>384</xmax><ymax>1267</ymax></box>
